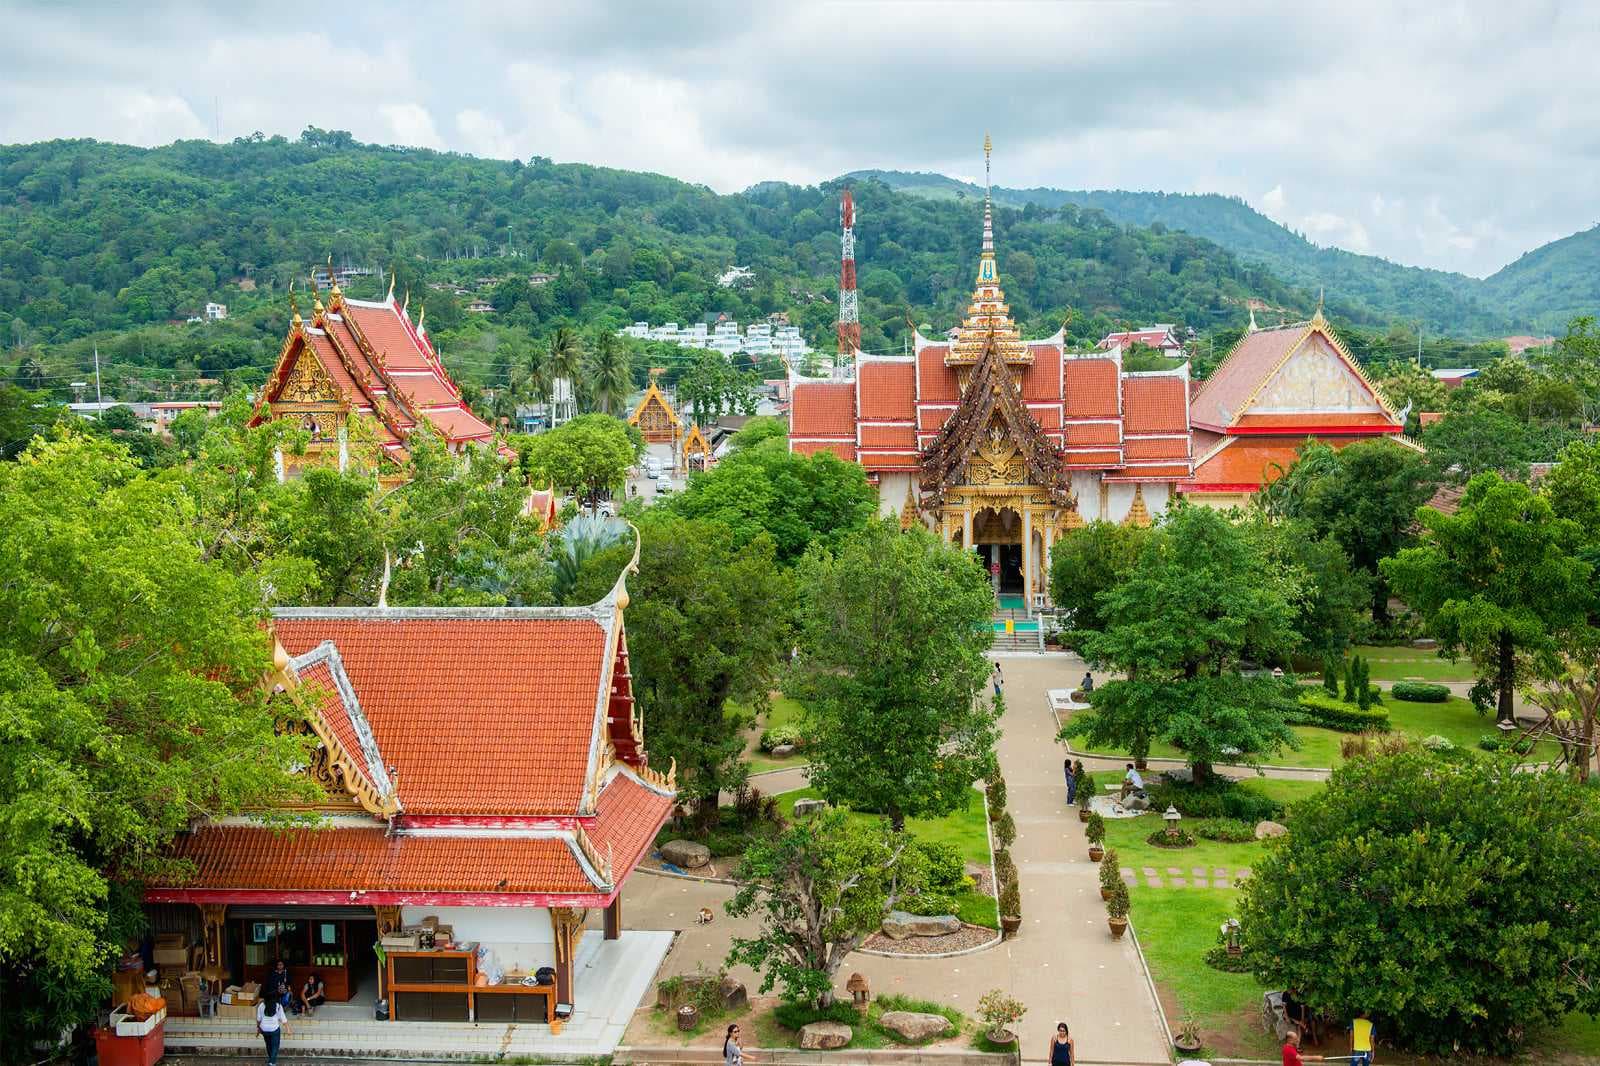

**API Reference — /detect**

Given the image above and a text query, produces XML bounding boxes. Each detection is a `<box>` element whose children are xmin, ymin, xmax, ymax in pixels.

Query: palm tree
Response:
<box><xmin>547</xmin><ymin>327</ymin><xmax>585</xmax><ymax>424</ymax></box>
<box><xmin>515</xmin><ymin>345</ymin><xmax>551</xmax><ymax>423</ymax></box>
<box><xmin>586</xmin><ymin>332</ymin><xmax>633</xmax><ymax>416</ymax></box>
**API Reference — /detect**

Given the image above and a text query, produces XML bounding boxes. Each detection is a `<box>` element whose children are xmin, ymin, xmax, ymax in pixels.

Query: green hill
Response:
<box><xmin>0</xmin><ymin>132</ymin><xmax>1332</xmax><ymax>396</ymax></box>
<box><xmin>849</xmin><ymin>169</ymin><xmax>1594</xmax><ymax>337</ymax></box>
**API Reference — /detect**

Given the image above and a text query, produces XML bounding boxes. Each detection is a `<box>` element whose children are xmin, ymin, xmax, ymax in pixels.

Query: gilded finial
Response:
<box><xmin>416</xmin><ymin>303</ymin><xmax>425</xmax><ymax>331</ymax></box>
<box><xmin>313</xmin><ymin>296</ymin><xmax>325</xmax><ymax>317</ymax></box>
<box><xmin>386</xmin><ymin>267</ymin><xmax>396</xmax><ymax>303</ymax></box>
<box><xmin>1248</xmin><ymin>306</ymin><xmax>1259</xmax><ymax>333</ymax></box>
<box><xmin>289</xmin><ymin>280</ymin><xmax>301</xmax><ymax>327</ymax></box>
<box><xmin>984</xmin><ymin>131</ymin><xmax>992</xmax><ymax>160</ymax></box>
<box><xmin>402</xmin><ymin>288</ymin><xmax>410</xmax><ymax>317</ymax></box>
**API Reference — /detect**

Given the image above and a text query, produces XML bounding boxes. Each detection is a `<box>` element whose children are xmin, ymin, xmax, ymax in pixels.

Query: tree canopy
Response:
<box><xmin>516</xmin><ymin>412</ymin><xmax>642</xmax><ymax>512</ymax></box>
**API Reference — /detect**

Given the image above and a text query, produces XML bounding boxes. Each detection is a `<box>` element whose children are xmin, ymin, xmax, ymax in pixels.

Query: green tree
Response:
<box><xmin>1239</xmin><ymin>752</ymin><xmax>1600</xmax><ymax>1056</ymax></box>
<box><xmin>728</xmin><ymin>414</ymin><xmax>788</xmax><ymax>451</ymax></box>
<box><xmin>516</xmin><ymin>413</ymin><xmax>642</xmax><ymax>513</ymax></box>
<box><xmin>1246</xmin><ymin>513</ymin><xmax>1369</xmax><ymax>657</ymax></box>
<box><xmin>1047</xmin><ymin>521</ymin><xmax>1150</xmax><ymax>635</ymax></box>
<box><xmin>665</xmin><ymin>446</ymin><xmax>876</xmax><ymax>564</ymax></box>
<box><xmin>677</xmin><ymin>348</ymin><xmax>759</xmax><ymax>425</ymax></box>
<box><xmin>1277</xmin><ymin>439</ymin><xmax>1437</xmax><ymax>624</ymax></box>
<box><xmin>547</xmin><ymin>325</ymin><xmax>586</xmax><ymax>406</ymax></box>
<box><xmin>726</xmin><ymin>811</ymin><xmax>928</xmax><ymax>1008</ymax></box>
<box><xmin>1423</xmin><ymin>408</ymin><xmax>1539</xmax><ymax>482</ymax></box>
<box><xmin>583</xmin><ymin>512</ymin><xmax>790</xmax><ymax>813</ymax></box>
<box><xmin>1381</xmin><ymin>473</ymin><xmax>1591</xmax><ymax>725</ymax></box>
<box><xmin>0</xmin><ymin>434</ymin><xmax>312</xmax><ymax>1054</ymax></box>
<box><xmin>791</xmin><ymin>521</ymin><xmax>998</xmax><ymax>829</ymax></box>
<box><xmin>1059</xmin><ymin>505</ymin><xmax>1299</xmax><ymax>778</ymax></box>
<box><xmin>0</xmin><ymin>383</ymin><xmax>53</xmax><ymax>459</ymax></box>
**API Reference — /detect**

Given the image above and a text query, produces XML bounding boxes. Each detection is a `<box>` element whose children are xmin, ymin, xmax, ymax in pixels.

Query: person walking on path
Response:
<box><xmin>1048</xmin><ymin>1022</ymin><xmax>1075</xmax><ymax>1065</ymax></box>
<box><xmin>993</xmin><ymin>662</ymin><xmax>1004</xmax><ymax>698</ymax></box>
<box><xmin>724</xmin><ymin>1022</ymin><xmax>752</xmax><ymax>1066</ymax></box>
<box><xmin>1063</xmin><ymin>758</ymin><xmax>1077</xmax><ymax>805</ymax></box>
<box><xmin>1350</xmin><ymin>1011</ymin><xmax>1375</xmax><ymax>1065</ymax></box>
<box><xmin>256</xmin><ymin>997</ymin><xmax>288</xmax><ymax>1066</ymax></box>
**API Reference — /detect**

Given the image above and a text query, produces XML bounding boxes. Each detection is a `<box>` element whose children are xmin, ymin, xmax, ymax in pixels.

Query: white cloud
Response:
<box><xmin>378</xmin><ymin>103</ymin><xmax>443</xmax><ymax>150</ymax></box>
<box><xmin>1260</xmin><ymin>185</ymin><xmax>1288</xmax><ymax>221</ymax></box>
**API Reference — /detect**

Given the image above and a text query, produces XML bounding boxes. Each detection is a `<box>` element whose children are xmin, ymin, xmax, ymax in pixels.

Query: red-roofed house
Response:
<box><xmin>790</xmin><ymin>148</ymin><xmax>1192</xmax><ymax>611</ymax></box>
<box><xmin>1182</xmin><ymin>311</ymin><xmax>1418</xmax><ymax>509</ymax></box>
<box><xmin>253</xmin><ymin>279</ymin><xmax>497</xmax><ymax>484</ymax></box>
<box><xmin>144</xmin><ymin>546</ymin><xmax>675</xmax><ymax>1031</ymax></box>
<box><xmin>1097</xmin><ymin>325</ymin><xmax>1185</xmax><ymax>356</ymax></box>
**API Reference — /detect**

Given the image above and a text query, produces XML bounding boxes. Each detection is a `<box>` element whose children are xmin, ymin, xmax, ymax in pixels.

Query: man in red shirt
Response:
<box><xmin>1282</xmin><ymin>1029</ymin><xmax>1324</xmax><ymax>1066</ymax></box>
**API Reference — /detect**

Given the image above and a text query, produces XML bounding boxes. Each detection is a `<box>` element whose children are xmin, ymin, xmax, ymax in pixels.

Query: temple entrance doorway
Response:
<box><xmin>972</xmin><ymin>507</ymin><xmax>1024</xmax><ymax>595</ymax></box>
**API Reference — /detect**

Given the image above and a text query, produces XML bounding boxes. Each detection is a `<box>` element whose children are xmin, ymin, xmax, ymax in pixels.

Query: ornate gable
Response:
<box><xmin>630</xmin><ymin>372</ymin><xmax>681</xmax><ymax>444</ymax></box>
<box><xmin>919</xmin><ymin>326</ymin><xmax>1072</xmax><ymax>509</ymax></box>
<box><xmin>1247</xmin><ymin>332</ymin><xmax>1386</xmax><ymax>415</ymax></box>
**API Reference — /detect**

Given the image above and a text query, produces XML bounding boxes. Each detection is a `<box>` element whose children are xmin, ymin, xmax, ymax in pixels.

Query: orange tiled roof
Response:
<box><xmin>858</xmin><ymin>361</ymin><xmax>916</xmax><ymax>420</ymax></box>
<box><xmin>1122</xmin><ymin>376</ymin><xmax>1189</xmax><ymax>435</ymax></box>
<box><xmin>588</xmin><ymin>772</ymin><xmax>676</xmax><ymax>873</ymax></box>
<box><xmin>1021</xmin><ymin>344</ymin><xmax>1063</xmax><ymax>401</ymax></box>
<box><xmin>789</xmin><ymin>382</ymin><xmax>856</xmax><ymax>439</ymax></box>
<box><xmin>917</xmin><ymin>345</ymin><xmax>959</xmax><ymax>402</ymax></box>
<box><xmin>1123</xmin><ymin>437</ymin><xmax>1190</xmax><ymax>460</ymax></box>
<box><xmin>1232</xmin><ymin>412</ymin><xmax>1399</xmax><ymax>430</ymax></box>
<box><xmin>1190</xmin><ymin>325</ymin><xmax>1303</xmax><ymax>427</ymax></box>
<box><xmin>288</xmin><ymin>644</ymin><xmax>392</xmax><ymax>804</ymax></box>
<box><xmin>792</xmin><ymin>440</ymin><xmax>857</xmax><ymax>462</ymax></box>
<box><xmin>273</xmin><ymin>611</ymin><xmax>611</xmax><ymax>817</ymax></box>
<box><xmin>1188</xmin><ymin>437</ymin><xmax>1312</xmax><ymax>489</ymax></box>
<box><xmin>860</xmin><ymin>424</ymin><xmax>917</xmax><ymax>450</ymax></box>
<box><xmin>1106</xmin><ymin>463</ymin><xmax>1192</xmax><ymax>480</ymax></box>
<box><xmin>1064</xmin><ymin>359</ymin><xmax>1121</xmax><ymax>418</ymax></box>
<box><xmin>1066</xmin><ymin>422</ymin><xmax>1121</xmax><ymax>446</ymax></box>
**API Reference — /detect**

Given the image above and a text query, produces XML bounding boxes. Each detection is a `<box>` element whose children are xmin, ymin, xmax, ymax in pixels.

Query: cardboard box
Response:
<box><xmin>216</xmin><ymin>1001</ymin><xmax>256</xmax><ymax>1020</ymax></box>
<box><xmin>151</xmin><ymin>934</ymin><xmax>188</xmax><ymax>968</ymax></box>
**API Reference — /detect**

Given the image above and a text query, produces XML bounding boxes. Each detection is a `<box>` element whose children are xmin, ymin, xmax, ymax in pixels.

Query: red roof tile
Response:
<box><xmin>1124</xmin><ymin>437</ymin><xmax>1190</xmax><ymax>460</ymax></box>
<box><xmin>589</xmin><ymin>772</ymin><xmax>675</xmax><ymax>879</ymax></box>
<box><xmin>790</xmin><ymin>382</ymin><xmax>857</xmax><ymax>439</ymax></box>
<box><xmin>1065</xmin><ymin>449</ymin><xmax>1121</xmax><ymax>467</ymax></box>
<box><xmin>1027</xmin><ymin>406</ymin><xmax>1062</xmax><ymax>430</ymax></box>
<box><xmin>345</xmin><ymin>302</ymin><xmax>433</xmax><ymax>371</ymax></box>
<box><xmin>1191</xmin><ymin>324</ymin><xmax>1308</xmax><ymax>427</ymax></box>
<box><xmin>1066</xmin><ymin>422</ymin><xmax>1122</xmax><ymax>446</ymax></box>
<box><xmin>158</xmin><ymin>825</ymin><xmax>596</xmax><ymax>895</ymax></box>
<box><xmin>419</xmin><ymin>406</ymin><xmax>496</xmax><ymax>441</ymax></box>
<box><xmin>860</xmin><ymin>424</ymin><xmax>917</xmax><ymax>449</ymax></box>
<box><xmin>1122</xmin><ymin>376</ymin><xmax>1189</xmax><ymax>434</ymax></box>
<box><xmin>858</xmin><ymin>361</ymin><xmax>916</xmax><ymax>420</ymax></box>
<box><xmin>1064</xmin><ymin>359</ymin><xmax>1121</xmax><ymax>418</ymax></box>
<box><xmin>292</xmin><ymin>653</ymin><xmax>383</xmax><ymax>798</ymax></box>
<box><xmin>1021</xmin><ymin>344</ymin><xmax>1063</xmax><ymax>401</ymax></box>
<box><xmin>917</xmin><ymin>346</ymin><xmax>959</xmax><ymax>402</ymax></box>
<box><xmin>1232</xmin><ymin>412</ymin><xmax>1398</xmax><ymax>430</ymax></box>
<box><xmin>1106</xmin><ymin>464</ymin><xmax>1192</xmax><ymax>480</ymax></box>
<box><xmin>1189</xmin><ymin>437</ymin><xmax>1310</xmax><ymax>488</ymax></box>
<box><xmin>273</xmin><ymin>614</ymin><xmax>609</xmax><ymax>816</ymax></box>
<box><xmin>792</xmin><ymin>440</ymin><xmax>857</xmax><ymax>462</ymax></box>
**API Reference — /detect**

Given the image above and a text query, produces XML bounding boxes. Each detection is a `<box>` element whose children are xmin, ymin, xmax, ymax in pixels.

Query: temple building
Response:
<box><xmin>788</xmin><ymin>138</ymin><xmax>1192</xmax><ymax>611</ymax></box>
<box><xmin>1181</xmin><ymin>309</ymin><xmax>1416</xmax><ymax>509</ymax></box>
<box><xmin>252</xmin><ymin>276</ymin><xmax>496</xmax><ymax>481</ymax></box>
<box><xmin>144</xmin><ymin>542</ymin><xmax>675</xmax><ymax>1033</ymax></box>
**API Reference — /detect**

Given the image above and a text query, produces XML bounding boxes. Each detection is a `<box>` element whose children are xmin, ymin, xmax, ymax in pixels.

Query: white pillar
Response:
<box><xmin>1022</xmin><ymin>508</ymin><xmax>1033</xmax><ymax>616</ymax></box>
<box><xmin>963</xmin><ymin>507</ymin><xmax>973</xmax><ymax>549</ymax></box>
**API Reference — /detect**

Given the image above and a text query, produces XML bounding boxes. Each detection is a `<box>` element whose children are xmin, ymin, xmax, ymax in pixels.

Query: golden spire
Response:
<box><xmin>947</xmin><ymin>133</ymin><xmax>1027</xmax><ymax>366</ymax></box>
<box><xmin>416</xmin><ymin>303</ymin><xmax>426</xmax><ymax>331</ymax></box>
<box><xmin>386</xmin><ymin>267</ymin><xmax>396</xmax><ymax>303</ymax></box>
<box><xmin>900</xmin><ymin>481</ymin><xmax>919</xmax><ymax>530</ymax></box>
<box><xmin>288</xmin><ymin>279</ymin><xmax>301</xmax><ymax>328</ymax></box>
<box><xmin>1122</xmin><ymin>484</ymin><xmax>1152</xmax><ymax>528</ymax></box>
<box><xmin>1248</xmin><ymin>306</ymin><xmax>1259</xmax><ymax>333</ymax></box>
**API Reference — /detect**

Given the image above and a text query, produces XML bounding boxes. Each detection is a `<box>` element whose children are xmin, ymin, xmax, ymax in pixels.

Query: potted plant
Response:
<box><xmin>986</xmin><ymin>775</ymin><xmax>1007</xmax><ymax>820</ymax></box>
<box><xmin>1098</xmin><ymin>847</ymin><xmax>1121</xmax><ymax>901</ymax></box>
<box><xmin>999</xmin><ymin>879</ymin><xmax>1022</xmax><ymax>938</ymax></box>
<box><xmin>1173</xmin><ymin>1013</ymin><xmax>1203</xmax><ymax>1055</ymax></box>
<box><xmin>1106</xmin><ymin>880</ymin><xmax>1130</xmax><ymax>939</ymax></box>
<box><xmin>995</xmin><ymin>812</ymin><xmax>1017</xmax><ymax>849</ymax></box>
<box><xmin>1076</xmin><ymin>773</ymin><xmax>1097</xmax><ymax>822</ymax></box>
<box><xmin>1085</xmin><ymin>812</ymin><xmax>1106</xmax><ymax>862</ymax></box>
<box><xmin>976</xmin><ymin>988</ymin><xmax>1027</xmax><ymax>1046</ymax></box>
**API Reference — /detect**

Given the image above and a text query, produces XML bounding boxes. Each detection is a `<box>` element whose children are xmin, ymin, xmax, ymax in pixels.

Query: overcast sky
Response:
<box><xmin>4</xmin><ymin>1</ymin><xmax>1596</xmax><ymax>278</ymax></box>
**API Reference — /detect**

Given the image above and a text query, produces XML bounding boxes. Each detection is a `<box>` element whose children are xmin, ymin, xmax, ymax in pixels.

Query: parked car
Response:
<box><xmin>644</xmin><ymin>457</ymin><xmax>662</xmax><ymax>480</ymax></box>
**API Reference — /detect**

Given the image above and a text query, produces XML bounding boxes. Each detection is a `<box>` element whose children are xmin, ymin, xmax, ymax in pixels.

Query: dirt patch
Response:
<box><xmin>861</xmin><ymin>922</ymin><xmax>997</xmax><ymax>955</ymax></box>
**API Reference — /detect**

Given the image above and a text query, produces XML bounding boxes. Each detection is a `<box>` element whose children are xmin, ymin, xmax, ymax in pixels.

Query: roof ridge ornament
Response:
<box><xmin>1248</xmin><ymin>306</ymin><xmax>1259</xmax><ymax>333</ymax></box>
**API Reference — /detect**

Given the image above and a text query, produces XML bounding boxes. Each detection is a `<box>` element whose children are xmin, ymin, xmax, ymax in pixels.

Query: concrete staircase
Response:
<box><xmin>991</xmin><ymin>603</ymin><xmax>1043</xmax><ymax>653</ymax></box>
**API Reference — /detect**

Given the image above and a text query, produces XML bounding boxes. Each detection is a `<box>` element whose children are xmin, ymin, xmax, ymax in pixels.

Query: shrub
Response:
<box><xmin>774</xmin><ymin>1000</ymin><xmax>860</xmax><ymax>1030</ymax></box>
<box><xmin>915</xmin><ymin>839</ymin><xmax>968</xmax><ymax>893</ymax></box>
<box><xmin>1192</xmin><ymin>818</ymin><xmax>1257</xmax><ymax>843</ymax></box>
<box><xmin>901</xmin><ymin>891</ymin><xmax>960</xmax><ymax>917</ymax></box>
<box><xmin>1105</xmin><ymin>880</ymin><xmax>1130</xmax><ymax>920</ymax></box>
<box><xmin>976</xmin><ymin>989</ymin><xmax>1026</xmax><ymax>1039</ymax></box>
<box><xmin>985</xmin><ymin>776</ymin><xmax>1007</xmax><ymax>818</ymax></box>
<box><xmin>758</xmin><ymin>724</ymin><xmax>805</xmax><ymax>752</ymax></box>
<box><xmin>994</xmin><ymin>812</ymin><xmax>1017</xmax><ymax>848</ymax></box>
<box><xmin>1239</xmin><ymin>751</ymin><xmax>1600</xmax><ymax>1056</ymax></box>
<box><xmin>1292</xmin><ymin>691</ymin><xmax>1391</xmax><ymax>732</ymax></box>
<box><xmin>1420</xmin><ymin>734</ymin><xmax>1454</xmax><ymax>752</ymax></box>
<box><xmin>1322</xmin><ymin>653</ymin><xmax>1340</xmax><ymax>697</ymax></box>
<box><xmin>1084</xmin><ymin>811</ymin><xmax>1106</xmax><ymax>846</ymax></box>
<box><xmin>999</xmin><ymin>879</ymin><xmax>1021</xmax><ymax>919</ymax></box>
<box><xmin>657</xmin><ymin>964</ymin><xmax>732</xmax><ymax>1018</ymax></box>
<box><xmin>1146</xmin><ymin>827</ymin><xmax>1196</xmax><ymax>848</ymax></box>
<box><xmin>1098</xmin><ymin>848</ymin><xmax>1122</xmax><ymax>891</ymax></box>
<box><xmin>1391</xmin><ymin>681</ymin><xmax>1450</xmax><ymax>703</ymax></box>
<box><xmin>1146</xmin><ymin>778</ymin><xmax>1284</xmax><ymax>822</ymax></box>
<box><xmin>1340</xmin><ymin>731</ymin><xmax>1416</xmax><ymax>762</ymax></box>
<box><xmin>993</xmin><ymin>847</ymin><xmax>1017</xmax><ymax>889</ymax></box>
<box><xmin>1076</xmin><ymin>772</ymin><xmax>1098</xmax><ymax>803</ymax></box>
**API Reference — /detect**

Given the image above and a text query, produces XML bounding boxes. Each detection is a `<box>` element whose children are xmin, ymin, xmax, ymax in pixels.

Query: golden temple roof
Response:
<box><xmin>948</xmin><ymin>134</ymin><xmax>1029</xmax><ymax>366</ymax></box>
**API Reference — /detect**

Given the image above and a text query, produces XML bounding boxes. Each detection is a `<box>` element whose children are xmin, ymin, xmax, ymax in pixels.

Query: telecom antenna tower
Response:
<box><xmin>836</xmin><ymin>188</ymin><xmax>860</xmax><ymax>370</ymax></box>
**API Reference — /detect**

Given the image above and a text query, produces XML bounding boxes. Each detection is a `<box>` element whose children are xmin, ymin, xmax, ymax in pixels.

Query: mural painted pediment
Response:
<box><xmin>1249</xmin><ymin>336</ymin><xmax>1382</xmax><ymax>415</ymax></box>
<box><xmin>278</xmin><ymin>347</ymin><xmax>339</xmax><ymax>405</ymax></box>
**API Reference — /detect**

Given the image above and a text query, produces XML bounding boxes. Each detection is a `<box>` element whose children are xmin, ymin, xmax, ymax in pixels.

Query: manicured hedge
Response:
<box><xmin>1391</xmin><ymin>681</ymin><xmax>1451</xmax><ymax>703</ymax></box>
<box><xmin>1291</xmin><ymin>691</ymin><xmax>1392</xmax><ymax>733</ymax></box>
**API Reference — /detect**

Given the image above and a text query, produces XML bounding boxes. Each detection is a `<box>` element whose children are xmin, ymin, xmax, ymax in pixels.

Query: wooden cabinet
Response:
<box><xmin>237</xmin><ymin>918</ymin><xmax>356</xmax><ymax>1002</ymax></box>
<box><xmin>385</xmin><ymin>950</ymin><xmax>554</xmax><ymax>1023</ymax></box>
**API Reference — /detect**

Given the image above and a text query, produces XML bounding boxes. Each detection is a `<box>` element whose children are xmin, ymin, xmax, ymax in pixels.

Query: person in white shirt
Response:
<box><xmin>1120</xmin><ymin>763</ymin><xmax>1145</xmax><ymax>801</ymax></box>
<box><xmin>257</xmin><ymin>997</ymin><xmax>288</xmax><ymax>1065</ymax></box>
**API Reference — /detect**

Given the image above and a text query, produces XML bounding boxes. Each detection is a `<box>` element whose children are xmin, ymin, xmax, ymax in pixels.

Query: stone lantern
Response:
<box><xmin>1163</xmin><ymin>805</ymin><xmax>1182</xmax><ymax>840</ymax></box>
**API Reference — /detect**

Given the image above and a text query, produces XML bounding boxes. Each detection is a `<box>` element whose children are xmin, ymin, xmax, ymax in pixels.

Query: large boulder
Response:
<box><xmin>1123</xmin><ymin>794</ymin><xmax>1150</xmax><ymax>811</ymax></box>
<box><xmin>1254</xmin><ymin>820</ymin><xmax>1289</xmax><ymax>840</ymax></box>
<box><xmin>881</xmin><ymin>911</ymin><xmax>962</xmax><ymax>939</ymax></box>
<box><xmin>770</xmin><ymin>743</ymin><xmax>797</xmax><ymax>758</ymax></box>
<box><xmin>659</xmin><ymin>839</ymin><xmax>711</xmax><ymax>869</ymax></box>
<box><xmin>878</xmin><ymin>1011</ymin><xmax>953</xmax><ymax>1042</ymax></box>
<box><xmin>793</xmin><ymin>798</ymin><xmax>828</xmax><ymax>816</ymax></box>
<box><xmin>1162</xmin><ymin>767</ymin><xmax>1195</xmax><ymax>785</ymax></box>
<box><xmin>798</xmin><ymin>1021</ymin><xmax>852</xmax><ymax>1049</ymax></box>
<box><xmin>657</xmin><ymin>973</ymin><xmax>748</xmax><ymax>1010</ymax></box>
<box><xmin>718</xmin><ymin>977</ymin><xmax>748</xmax><ymax>1011</ymax></box>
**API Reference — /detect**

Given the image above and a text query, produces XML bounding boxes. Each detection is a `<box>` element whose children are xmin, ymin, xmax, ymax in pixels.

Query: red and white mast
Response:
<box><xmin>836</xmin><ymin>188</ymin><xmax>860</xmax><ymax>368</ymax></box>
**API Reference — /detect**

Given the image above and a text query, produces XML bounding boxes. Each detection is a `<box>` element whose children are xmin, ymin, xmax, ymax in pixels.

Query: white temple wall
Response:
<box><xmin>400</xmin><ymin>905</ymin><xmax>554</xmax><ymax>973</ymax></box>
<box><xmin>873</xmin><ymin>472</ymin><xmax>918</xmax><ymax>520</ymax></box>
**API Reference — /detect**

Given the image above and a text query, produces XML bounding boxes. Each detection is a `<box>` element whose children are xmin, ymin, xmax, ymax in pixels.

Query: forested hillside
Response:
<box><xmin>852</xmin><ymin>169</ymin><xmax>1593</xmax><ymax>336</ymax></box>
<box><xmin>1</xmin><ymin>131</ymin><xmax>1315</xmax><ymax>398</ymax></box>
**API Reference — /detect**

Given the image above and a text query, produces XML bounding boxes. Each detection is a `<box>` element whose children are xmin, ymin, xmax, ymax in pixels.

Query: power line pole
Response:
<box><xmin>93</xmin><ymin>346</ymin><xmax>102</xmax><ymax>404</ymax></box>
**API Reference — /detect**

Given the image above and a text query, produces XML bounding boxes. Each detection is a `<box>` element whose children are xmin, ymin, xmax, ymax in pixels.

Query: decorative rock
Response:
<box><xmin>1123</xmin><ymin>794</ymin><xmax>1150</xmax><ymax>811</ymax></box>
<box><xmin>798</xmin><ymin>1021</ymin><xmax>853</xmax><ymax>1049</ymax></box>
<box><xmin>1412</xmin><ymin>638</ymin><xmax>1439</xmax><ymax>650</ymax></box>
<box><xmin>1254</xmin><ymin>820</ymin><xmax>1289</xmax><ymax>840</ymax></box>
<box><xmin>793</xmin><ymin>798</ymin><xmax>828</xmax><ymax>816</ymax></box>
<box><xmin>881</xmin><ymin>911</ymin><xmax>962</xmax><ymax>939</ymax></box>
<box><xmin>1162</xmin><ymin>767</ymin><xmax>1195</xmax><ymax>785</ymax></box>
<box><xmin>719</xmin><ymin>977</ymin><xmax>748</xmax><ymax>1010</ymax></box>
<box><xmin>878</xmin><ymin>1011</ymin><xmax>954</xmax><ymax>1041</ymax></box>
<box><xmin>660</xmin><ymin>839</ymin><xmax>711</xmax><ymax>869</ymax></box>
<box><xmin>771</xmin><ymin>743</ymin><xmax>797</xmax><ymax>758</ymax></box>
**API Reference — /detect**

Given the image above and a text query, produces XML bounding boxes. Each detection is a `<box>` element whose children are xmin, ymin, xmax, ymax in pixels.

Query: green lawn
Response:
<box><xmin>1349</xmin><ymin>645</ymin><xmax>1477</xmax><ymax>683</ymax></box>
<box><xmin>780</xmin><ymin>786</ymin><xmax>998</xmax><ymax>928</ymax></box>
<box><xmin>740</xmin><ymin>694</ymin><xmax>811</xmax><ymax>773</ymax></box>
<box><xmin>1100</xmin><ymin>811</ymin><xmax>1279</xmax><ymax>874</ymax></box>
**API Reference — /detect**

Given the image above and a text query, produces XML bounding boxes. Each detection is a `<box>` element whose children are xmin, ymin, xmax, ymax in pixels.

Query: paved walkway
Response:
<box><xmin>630</xmin><ymin>652</ymin><xmax>1170</xmax><ymax>1064</ymax></box>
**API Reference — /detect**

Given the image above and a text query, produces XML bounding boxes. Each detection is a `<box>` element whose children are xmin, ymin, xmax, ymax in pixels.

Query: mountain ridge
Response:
<box><xmin>845</xmin><ymin>169</ymin><xmax>1597</xmax><ymax>335</ymax></box>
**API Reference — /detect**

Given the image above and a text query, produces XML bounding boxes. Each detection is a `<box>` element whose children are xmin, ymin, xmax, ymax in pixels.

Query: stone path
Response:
<box><xmin>1125</xmin><ymin>866</ymin><xmax>1251</xmax><ymax>890</ymax></box>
